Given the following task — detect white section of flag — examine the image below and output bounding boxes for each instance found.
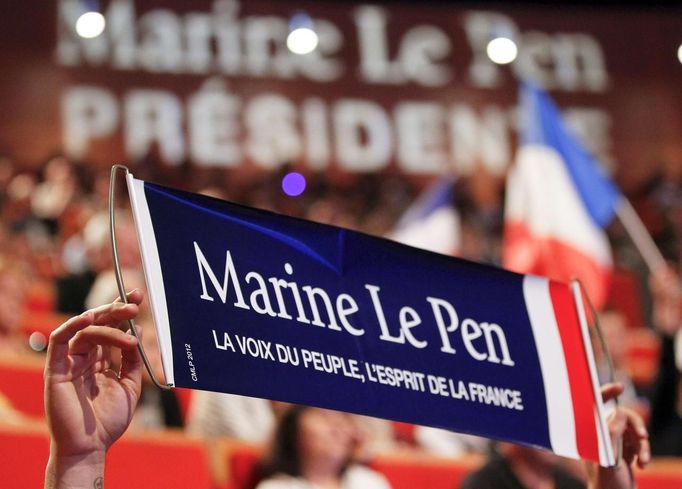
[506,145,612,267]
[127,175,175,386]
[523,275,578,460]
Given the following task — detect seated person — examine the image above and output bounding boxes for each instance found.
[255,405,391,489]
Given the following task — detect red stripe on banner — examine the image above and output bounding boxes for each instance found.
[548,281,600,463]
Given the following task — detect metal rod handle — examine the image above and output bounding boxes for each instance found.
[109,164,172,390]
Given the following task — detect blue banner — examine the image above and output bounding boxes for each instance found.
[126,174,614,466]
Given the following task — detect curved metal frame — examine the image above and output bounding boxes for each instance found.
[571,278,622,466]
[109,164,172,390]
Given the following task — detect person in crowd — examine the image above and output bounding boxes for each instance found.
[31,155,78,236]
[254,405,391,489]
[647,264,682,455]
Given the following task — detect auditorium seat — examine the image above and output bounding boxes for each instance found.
[221,440,262,489]
[636,459,682,489]
[392,421,416,445]
[0,422,50,488]
[108,431,214,489]
[607,268,645,329]
[371,452,483,489]
[0,425,215,489]
[2,422,682,489]
[0,355,46,418]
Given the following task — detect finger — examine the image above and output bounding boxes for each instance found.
[600,382,624,403]
[623,408,648,439]
[90,302,140,328]
[46,311,95,369]
[637,437,651,468]
[69,326,139,356]
[622,408,650,467]
[114,289,144,306]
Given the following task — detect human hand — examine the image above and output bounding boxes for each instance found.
[589,383,650,489]
[44,290,144,488]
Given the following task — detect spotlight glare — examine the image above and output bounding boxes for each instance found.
[75,11,106,39]
[677,44,682,64]
[282,172,306,197]
[486,37,518,65]
[287,27,319,55]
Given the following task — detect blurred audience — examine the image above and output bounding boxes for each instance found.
[0,150,680,489]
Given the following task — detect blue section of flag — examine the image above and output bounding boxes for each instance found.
[140,181,555,452]
[520,82,622,227]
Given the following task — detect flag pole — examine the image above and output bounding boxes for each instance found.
[614,198,667,273]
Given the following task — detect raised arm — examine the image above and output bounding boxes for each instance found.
[44,290,144,489]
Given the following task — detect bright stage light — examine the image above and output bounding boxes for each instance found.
[75,11,106,39]
[486,37,518,65]
[287,27,319,55]
[287,12,318,55]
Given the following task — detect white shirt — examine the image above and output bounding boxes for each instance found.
[255,465,392,489]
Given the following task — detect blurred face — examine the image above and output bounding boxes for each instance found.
[297,408,357,470]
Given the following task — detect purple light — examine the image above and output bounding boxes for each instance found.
[282,172,306,197]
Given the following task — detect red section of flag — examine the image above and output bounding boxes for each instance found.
[504,221,611,309]
[548,281,600,463]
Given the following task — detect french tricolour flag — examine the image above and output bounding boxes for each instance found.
[504,83,623,310]
[389,178,460,256]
